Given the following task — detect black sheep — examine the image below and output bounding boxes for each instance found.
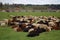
[27,27,46,37]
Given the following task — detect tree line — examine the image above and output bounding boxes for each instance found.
[0,2,60,12]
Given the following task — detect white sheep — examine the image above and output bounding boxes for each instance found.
[32,23,52,32]
[0,21,6,26]
[28,28,34,32]
[48,21,55,27]
[3,19,8,24]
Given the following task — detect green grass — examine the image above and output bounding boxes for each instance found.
[0,12,60,40]
[0,27,60,40]
[0,12,60,20]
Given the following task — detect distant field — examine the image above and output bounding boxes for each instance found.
[0,12,60,40]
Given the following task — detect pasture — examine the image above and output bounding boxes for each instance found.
[0,12,60,40]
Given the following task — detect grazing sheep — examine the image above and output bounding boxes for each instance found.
[38,24,52,32]
[32,23,52,32]
[0,22,6,26]
[13,25,22,32]
[1,15,60,37]
[13,26,22,32]
[27,28,40,37]
[23,23,34,32]
[3,19,8,24]
[0,21,6,26]
[28,28,34,33]
[48,21,55,27]
[53,22,60,30]
[27,27,47,37]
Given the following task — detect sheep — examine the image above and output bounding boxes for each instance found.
[1,15,60,37]
[38,24,52,32]
[13,26,22,32]
[3,19,8,24]
[27,28,40,37]
[32,23,52,32]
[0,21,6,26]
[13,24,22,32]
[27,26,48,37]
[23,23,35,32]
[28,28,34,33]
[8,19,13,26]
[48,21,55,27]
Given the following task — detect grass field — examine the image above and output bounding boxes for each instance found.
[0,12,60,20]
[0,12,60,40]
